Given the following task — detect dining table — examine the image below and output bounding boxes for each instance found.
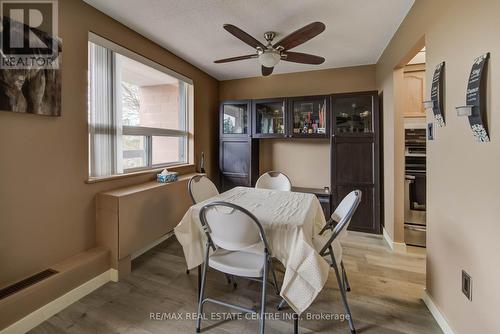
[174,186,334,315]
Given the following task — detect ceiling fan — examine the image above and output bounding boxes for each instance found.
[214,22,326,76]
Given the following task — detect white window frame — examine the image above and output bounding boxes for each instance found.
[88,33,193,177]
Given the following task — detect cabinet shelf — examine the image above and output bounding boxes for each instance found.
[252,98,287,138]
[251,95,330,139]
[220,100,251,138]
[289,95,330,138]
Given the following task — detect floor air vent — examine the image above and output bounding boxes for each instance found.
[0,269,58,300]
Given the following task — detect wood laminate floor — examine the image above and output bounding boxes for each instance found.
[30,232,442,334]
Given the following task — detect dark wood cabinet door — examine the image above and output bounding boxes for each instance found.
[220,100,258,191]
[331,91,380,234]
[220,139,250,191]
[220,173,251,190]
[219,138,259,192]
[220,100,251,139]
[332,138,378,233]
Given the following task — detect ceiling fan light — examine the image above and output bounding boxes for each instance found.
[258,50,280,67]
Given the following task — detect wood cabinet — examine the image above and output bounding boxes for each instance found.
[218,91,381,234]
[219,100,259,191]
[331,91,380,234]
[403,68,426,118]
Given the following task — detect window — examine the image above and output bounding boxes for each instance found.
[88,34,193,178]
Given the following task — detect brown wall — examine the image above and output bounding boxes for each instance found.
[0,0,219,287]
[376,0,500,332]
[219,66,376,188]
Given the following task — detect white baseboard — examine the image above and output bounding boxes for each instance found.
[382,227,407,252]
[0,269,114,334]
[382,227,394,250]
[109,268,119,282]
[422,290,455,334]
[393,241,407,252]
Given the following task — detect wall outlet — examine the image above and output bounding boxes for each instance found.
[462,270,472,301]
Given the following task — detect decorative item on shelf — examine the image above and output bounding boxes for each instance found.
[360,110,371,133]
[278,124,285,134]
[423,62,445,127]
[156,168,178,183]
[200,152,206,173]
[457,53,490,142]
[318,103,326,133]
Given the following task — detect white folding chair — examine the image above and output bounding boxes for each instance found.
[196,201,280,334]
[318,190,362,334]
[187,175,219,277]
[255,171,292,191]
[188,175,219,204]
[277,190,362,334]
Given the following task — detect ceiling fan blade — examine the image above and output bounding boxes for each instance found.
[273,22,326,51]
[262,66,274,76]
[223,24,266,50]
[281,51,325,65]
[214,54,258,63]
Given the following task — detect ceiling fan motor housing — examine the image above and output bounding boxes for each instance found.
[264,31,276,44]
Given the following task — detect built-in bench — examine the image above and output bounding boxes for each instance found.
[96,173,199,280]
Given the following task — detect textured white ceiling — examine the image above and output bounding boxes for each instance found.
[83,0,415,80]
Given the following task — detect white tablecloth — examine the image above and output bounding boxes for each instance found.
[174,187,332,314]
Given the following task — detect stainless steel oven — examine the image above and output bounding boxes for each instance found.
[404,127,426,247]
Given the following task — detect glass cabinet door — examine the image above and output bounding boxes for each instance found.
[333,95,373,134]
[290,96,329,137]
[253,99,286,137]
[222,102,248,135]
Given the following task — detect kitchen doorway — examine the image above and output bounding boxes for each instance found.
[401,47,427,248]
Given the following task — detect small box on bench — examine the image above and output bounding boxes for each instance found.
[157,170,179,183]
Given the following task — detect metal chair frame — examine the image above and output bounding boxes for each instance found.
[317,190,362,334]
[278,190,361,334]
[196,201,280,334]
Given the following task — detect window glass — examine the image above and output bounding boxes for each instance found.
[152,136,184,166]
[117,54,185,131]
[122,135,147,170]
[88,37,192,178]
